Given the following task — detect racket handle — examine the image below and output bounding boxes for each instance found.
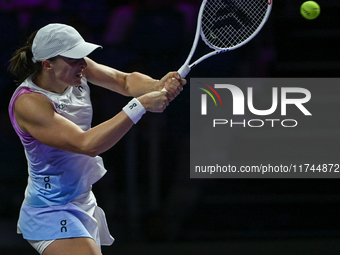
[161,64,190,92]
[177,64,190,78]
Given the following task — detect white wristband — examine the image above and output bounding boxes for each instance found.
[122,98,146,124]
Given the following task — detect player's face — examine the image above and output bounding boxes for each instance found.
[51,56,87,87]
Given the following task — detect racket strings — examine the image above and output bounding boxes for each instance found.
[201,0,269,50]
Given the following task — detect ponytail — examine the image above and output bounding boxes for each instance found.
[8,30,42,85]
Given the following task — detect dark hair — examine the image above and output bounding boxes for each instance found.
[8,30,58,85]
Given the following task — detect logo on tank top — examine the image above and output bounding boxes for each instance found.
[44,176,51,190]
[55,103,67,110]
[77,85,84,92]
[60,220,67,232]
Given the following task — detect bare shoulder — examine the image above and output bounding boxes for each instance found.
[15,92,54,114]
[14,92,55,132]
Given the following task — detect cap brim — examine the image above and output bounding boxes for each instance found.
[59,42,102,59]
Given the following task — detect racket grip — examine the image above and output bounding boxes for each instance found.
[161,64,190,92]
[177,64,190,78]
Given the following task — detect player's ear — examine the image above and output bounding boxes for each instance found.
[41,59,53,70]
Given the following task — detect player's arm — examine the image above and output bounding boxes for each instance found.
[83,57,186,100]
[14,92,168,157]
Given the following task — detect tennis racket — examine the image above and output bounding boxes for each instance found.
[162,0,272,91]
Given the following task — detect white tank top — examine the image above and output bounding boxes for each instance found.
[8,75,107,207]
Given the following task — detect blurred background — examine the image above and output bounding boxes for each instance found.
[1,0,340,254]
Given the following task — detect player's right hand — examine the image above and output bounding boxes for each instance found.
[137,91,169,113]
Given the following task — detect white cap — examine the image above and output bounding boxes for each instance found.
[32,23,102,63]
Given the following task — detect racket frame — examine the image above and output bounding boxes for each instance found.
[178,0,273,78]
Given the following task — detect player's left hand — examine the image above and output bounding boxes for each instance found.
[157,72,186,101]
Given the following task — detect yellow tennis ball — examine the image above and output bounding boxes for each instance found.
[300,1,320,20]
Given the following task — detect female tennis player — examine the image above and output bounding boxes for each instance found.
[8,23,186,255]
